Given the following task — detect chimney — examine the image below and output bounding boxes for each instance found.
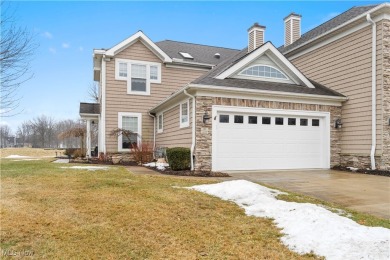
[284,12,302,46]
[247,23,266,53]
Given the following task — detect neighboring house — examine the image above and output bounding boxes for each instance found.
[81,3,389,171]
[279,3,389,170]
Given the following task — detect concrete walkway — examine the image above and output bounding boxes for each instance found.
[226,169,390,219]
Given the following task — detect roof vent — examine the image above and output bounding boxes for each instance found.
[179,52,193,59]
[214,53,221,59]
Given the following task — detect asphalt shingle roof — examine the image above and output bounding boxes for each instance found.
[155,40,240,65]
[79,102,100,114]
[279,4,378,54]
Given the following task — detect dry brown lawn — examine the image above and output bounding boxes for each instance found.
[0,148,63,158]
[0,147,64,158]
[0,159,321,259]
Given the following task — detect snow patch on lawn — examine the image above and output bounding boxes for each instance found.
[61,166,110,171]
[189,180,390,260]
[53,159,70,163]
[12,159,40,162]
[143,162,169,171]
[5,155,32,159]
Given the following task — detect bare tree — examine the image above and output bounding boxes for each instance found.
[0,125,12,147]
[30,115,55,148]
[0,2,36,116]
[88,82,99,103]
[16,120,32,147]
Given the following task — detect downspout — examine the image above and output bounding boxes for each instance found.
[367,14,377,170]
[148,112,156,158]
[183,88,195,171]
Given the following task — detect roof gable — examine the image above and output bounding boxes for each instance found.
[231,54,296,84]
[105,31,172,63]
[215,42,315,88]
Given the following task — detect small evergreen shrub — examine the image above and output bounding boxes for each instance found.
[166,147,191,171]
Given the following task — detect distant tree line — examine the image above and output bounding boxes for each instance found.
[0,115,98,148]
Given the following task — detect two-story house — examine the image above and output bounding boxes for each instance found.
[80,3,389,171]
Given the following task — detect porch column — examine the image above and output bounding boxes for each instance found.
[86,119,91,157]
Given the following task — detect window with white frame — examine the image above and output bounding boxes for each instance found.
[115,59,161,95]
[118,112,142,151]
[157,113,163,133]
[239,65,288,80]
[180,100,189,128]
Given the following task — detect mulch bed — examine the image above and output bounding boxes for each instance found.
[332,165,390,177]
[148,167,230,177]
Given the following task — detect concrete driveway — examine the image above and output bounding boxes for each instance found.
[226,169,390,219]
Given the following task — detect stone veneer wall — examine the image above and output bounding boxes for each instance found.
[381,20,390,170]
[194,96,342,172]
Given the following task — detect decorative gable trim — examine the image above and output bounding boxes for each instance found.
[215,42,315,89]
[105,31,172,63]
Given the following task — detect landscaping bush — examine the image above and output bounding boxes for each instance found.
[64,148,86,158]
[132,141,154,164]
[166,147,191,171]
[64,148,77,157]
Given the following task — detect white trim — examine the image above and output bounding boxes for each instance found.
[215,42,316,88]
[190,84,346,103]
[283,3,390,56]
[117,112,142,152]
[80,113,99,119]
[179,99,190,128]
[157,113,163,133]
[367,14,377,170]
[105,31,172,63]
[115,58,161,96]
[183,90,196,171]
[211,105,331,171]
[101,57,107,154]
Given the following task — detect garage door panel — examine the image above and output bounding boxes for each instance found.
[214,111,327,171]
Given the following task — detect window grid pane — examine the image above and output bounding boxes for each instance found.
[150,65,158,80]
[158,115,163,129]
[119,63,127,77]
[234,115,244,124]
[131,64,146,79]
[122,116,138,149]
[181,103,188,123]
[240,65,287,79]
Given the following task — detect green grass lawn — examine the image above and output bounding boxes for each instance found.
[1,159,323,259]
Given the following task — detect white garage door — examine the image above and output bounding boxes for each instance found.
[213,108,329,171]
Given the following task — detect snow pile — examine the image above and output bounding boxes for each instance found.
[5,155,32,159]
[143,162,169,171]
[189,180,390,260]
[53,159,70,163]
[61,166,110,171]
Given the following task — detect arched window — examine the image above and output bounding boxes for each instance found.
[239,65,288,80]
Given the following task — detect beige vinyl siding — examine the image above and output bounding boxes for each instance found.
[155,102,192,149]
[248,31,255,52]
[290,22,383,156]
[292,19,300,43]
[255,30,264,47]
[285,20,291,45]
[104,40,204,152]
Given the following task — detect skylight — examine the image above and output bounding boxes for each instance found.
[179,52,194,59]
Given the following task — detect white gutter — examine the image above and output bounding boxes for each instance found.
[183,89,195,171]
[148,112,156,158]
[367,14,377,170]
